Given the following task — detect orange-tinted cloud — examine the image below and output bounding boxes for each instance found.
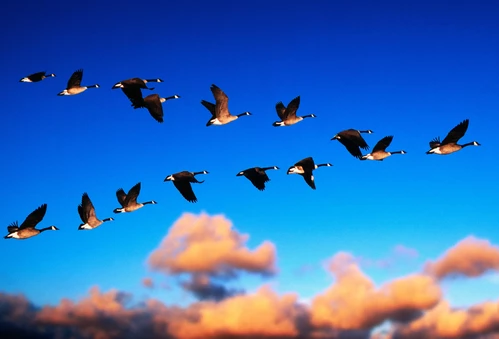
[424,236,499,280]
[147,213,276,277]
[394,299,499,338]
[310,252,441,330]
[143,277,154,289]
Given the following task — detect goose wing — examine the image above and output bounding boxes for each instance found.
[19,204,47,229]
[338,138,363,159]
[116,188,127,207]
[372,136,393,153]
[143,94,164,123]
[210,84,230,118]
[125,182,141,205]
[275,102,286,120]
[173,180,198,203]
[67,69,83,88]
[441,119,469,145]
[295,157,315,172]
[283,96,300,120]
[201,100,216,116]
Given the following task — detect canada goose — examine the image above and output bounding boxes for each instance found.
[164,170,209,203]
[331,129,374,159]
[4,204,59,240]
[287,157,332,190]
[426,119,480,155]
[57,69,100,96]
[272,96,316,126]
[112,77,164,104]
[131,93,180,123]
[113,182,157,213]
[361,136,406,161]
[20,71,56,83]
[78,193,114,230]
[202,84,251,126]
[237,166,279,191]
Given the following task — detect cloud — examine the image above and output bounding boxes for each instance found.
[393,299,499,338]
[310,252,441,331]
[424,236,499,280]
[143,278,154,289]
[357,244,419,270]
[180,273,244,301]
[147,213,277,277]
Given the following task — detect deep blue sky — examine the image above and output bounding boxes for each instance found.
[1,0,498,310]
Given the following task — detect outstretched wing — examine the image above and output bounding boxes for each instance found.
[275,102,286,120]
[429,137,441,149]
[210,84,230,118]
[125,182,141,205]
[441,119,469,145]
[19,204,47,229]
[294,157,315,172]
[116,188,127,207]
[372,136,393,153]
[124,86,144,106]
[81,193,96,218]
[303,173,316,190]
[248,170,269,191]
[201,100,216,116]
[143,94,164,123]
[283,96,300,120]
[338,138,363,159]
[173,180,198,203]
[67,69,83,88]
[342,130,370,150]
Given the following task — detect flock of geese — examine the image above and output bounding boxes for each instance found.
[5,70,481,240]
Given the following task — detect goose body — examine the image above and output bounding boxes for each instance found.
[202,84,251,126]
[131,93,180,123]
[164,170,208,203]
[113,182,157,213]
[331,129,373,159]
[237,166,279,191]
[20,71,56,83]
[57,69,99,96]
[78,193,114,230]
[4,204,59,240]
[426,119,480,155]
[361,136,406,161]
[287,157,332,190]
[272,96,316,126]
[112,77,164,104]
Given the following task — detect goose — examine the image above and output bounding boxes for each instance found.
[112,77,164,104]
[361,136,406,161]
[4,204,59,240]
[331,129,373,159]
[164,170,209,203]
[57,69,100,96]
[287,157,332,190]
[272,96,316,126]
[113,182,157,213]
[78,193,114,230]
[131,93,180,123]
[426,119,480,155]
[20,71,56,83]
[237,166,279,191]
[202,84,251,126]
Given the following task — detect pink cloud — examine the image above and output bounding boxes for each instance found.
[424,236,499,279]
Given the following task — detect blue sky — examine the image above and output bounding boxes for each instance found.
[1,0,499,336]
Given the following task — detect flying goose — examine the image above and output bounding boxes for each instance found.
[331,129,374,159]
[361,136,406,161]
[273,96,316,126]
[202,84,251,126]
[57,69,100,96]
[113,182,157,213]
[426,119,480,155]
[237,166,279,191]
[287,157,332,190]
[164,170,209,203]
[20,71,56,83]
[4,204,59,240]
[112,77,164,104]
[78,193,114,230]
[131,93,180,123]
